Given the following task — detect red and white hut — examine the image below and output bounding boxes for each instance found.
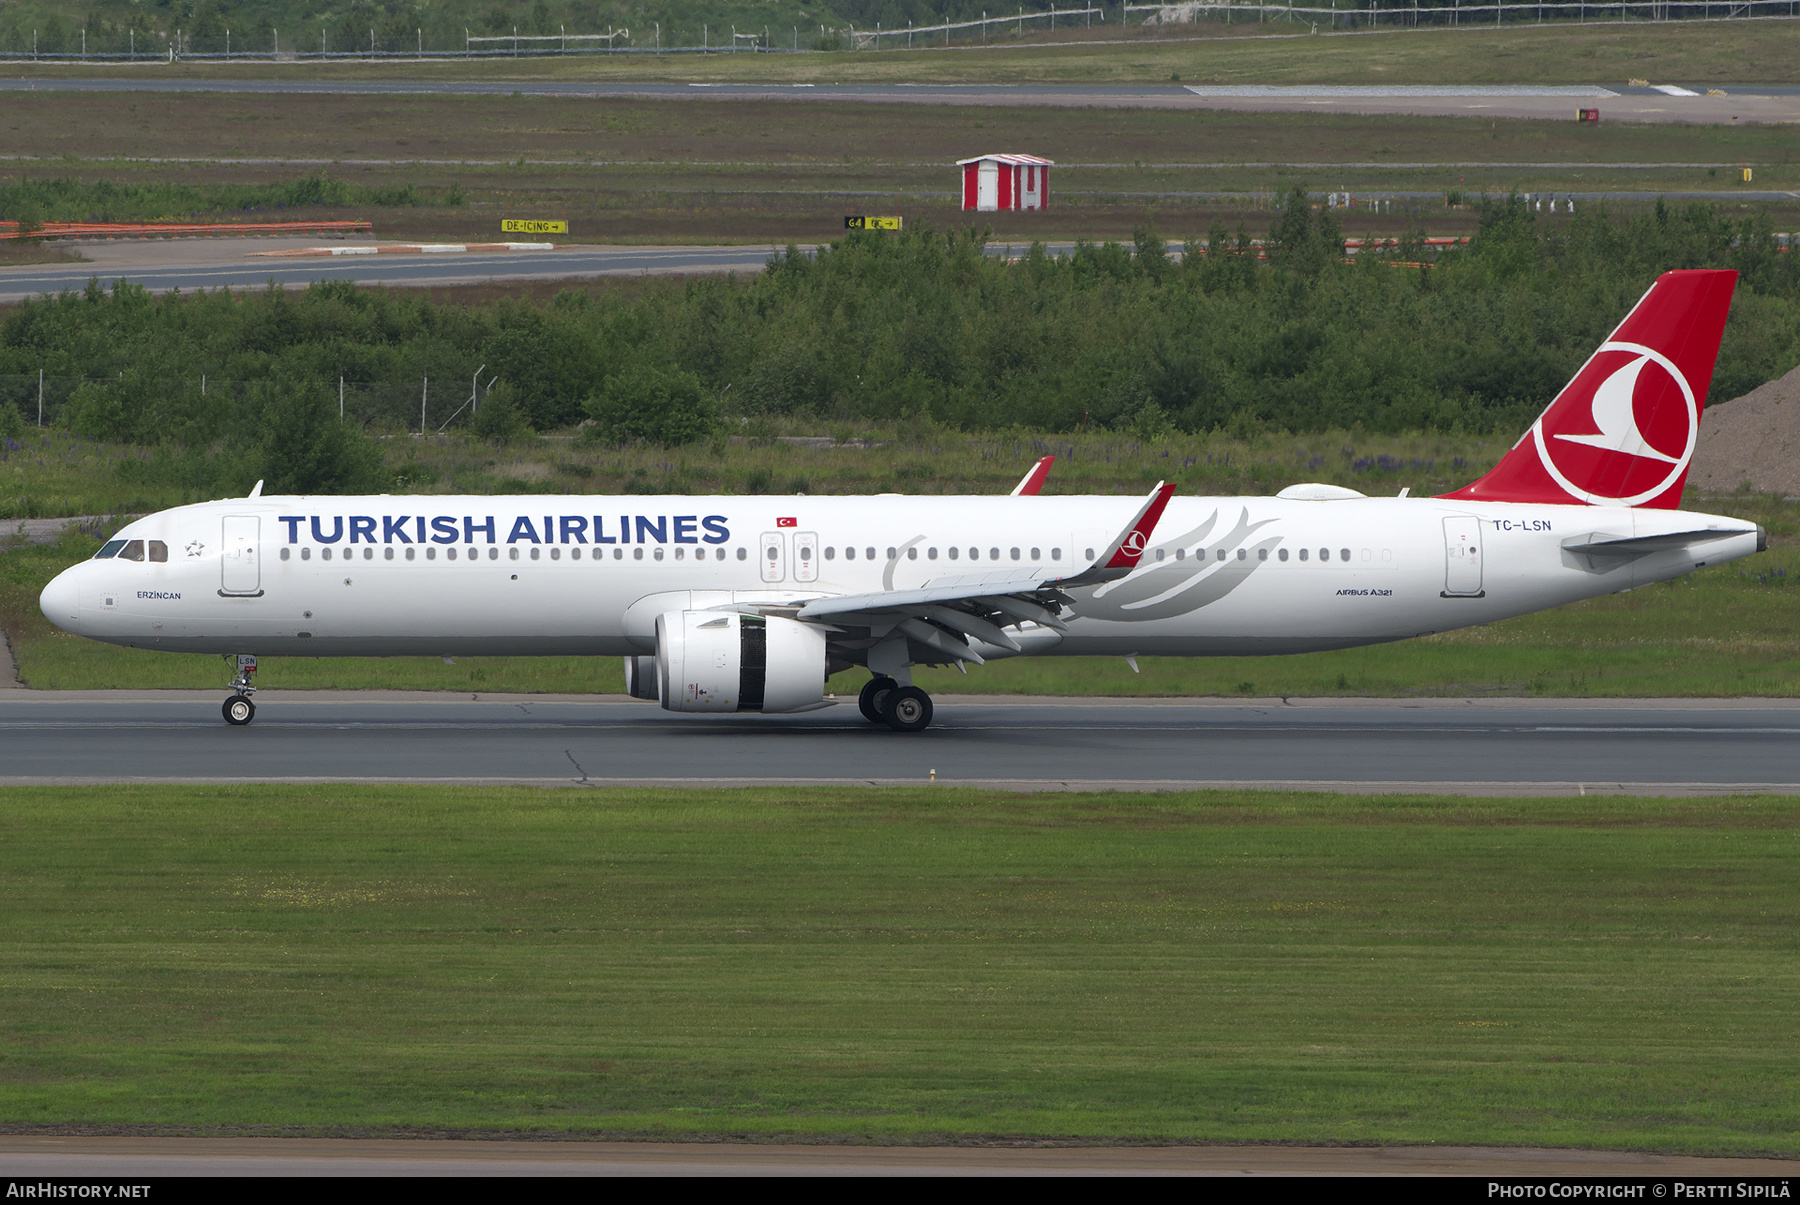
[958,153,1053,212]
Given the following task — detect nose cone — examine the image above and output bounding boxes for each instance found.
[39,566,82,634]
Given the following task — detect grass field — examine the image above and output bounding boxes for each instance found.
[16,21,1800,86]
[4,72,1796,246]
[1,783,1794,1149]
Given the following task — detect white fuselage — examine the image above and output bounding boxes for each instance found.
[40,493,1761,662]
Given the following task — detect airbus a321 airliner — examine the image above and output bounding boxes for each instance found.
[39,269,1764,732]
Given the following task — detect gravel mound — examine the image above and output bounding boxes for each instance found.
[1688,361,1800,499]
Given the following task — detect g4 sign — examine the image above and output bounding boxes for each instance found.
[844,216,903,231]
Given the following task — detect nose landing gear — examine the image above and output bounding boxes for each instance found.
[222,654,257,726]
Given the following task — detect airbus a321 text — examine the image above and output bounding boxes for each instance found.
[39,270,1765,732]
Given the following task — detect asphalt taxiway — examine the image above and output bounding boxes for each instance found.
[2,692,1796,794]
[3,77,1798,122]
[0,238,793,304]
[1,1135,1797,1177]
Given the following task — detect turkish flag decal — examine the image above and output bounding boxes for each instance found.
[776,517,798,528]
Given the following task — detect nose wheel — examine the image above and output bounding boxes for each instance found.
[221,654,258,726]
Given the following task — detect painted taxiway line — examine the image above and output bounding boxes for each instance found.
[248,242,558,257]
[1,776,1796,796]
[0,1136,1796,1177]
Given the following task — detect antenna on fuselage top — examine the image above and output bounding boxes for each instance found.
[248,480,264,498]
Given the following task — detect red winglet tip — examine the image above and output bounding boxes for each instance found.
[1013,456,1055,496]
[1104,481,1176,569]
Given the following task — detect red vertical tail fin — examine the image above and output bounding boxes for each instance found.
[1439,269,1737,509]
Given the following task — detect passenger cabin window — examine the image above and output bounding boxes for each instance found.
[1340,548,1351,562]
[281,547,291,561]
[1299,548,1309,561]
[1258,548,1268,561]
[735,547,746,561]
[826,547,837,560]
[1031,547,1040,560]
[119,540,146,562]
[928,548,938,560]
[948,547,959,560]
[868,547,877,561]
[1279,548,1289,562]
[95,540,126,559]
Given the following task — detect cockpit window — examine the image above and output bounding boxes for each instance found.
[118,540,146,562]
[148,540,168,563]
[95,540,126,559]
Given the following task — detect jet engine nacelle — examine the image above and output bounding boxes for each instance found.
[654,610,827,714]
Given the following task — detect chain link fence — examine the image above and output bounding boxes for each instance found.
[0,374,487,435]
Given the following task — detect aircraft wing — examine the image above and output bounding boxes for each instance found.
[788,482,1175,665]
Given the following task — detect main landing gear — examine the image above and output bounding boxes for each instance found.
[858,676,934,734]
[222,654,257,727]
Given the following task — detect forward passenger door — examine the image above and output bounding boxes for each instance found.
[220,516,262,596]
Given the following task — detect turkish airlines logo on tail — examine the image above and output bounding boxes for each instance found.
[1120,531,1147,556]
[1530,341,1698,506]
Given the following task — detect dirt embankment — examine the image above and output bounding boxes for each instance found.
[1689,362,1800,499]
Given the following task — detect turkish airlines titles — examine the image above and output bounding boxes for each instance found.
[275,513,734,547]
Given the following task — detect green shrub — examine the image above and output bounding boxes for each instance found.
[583,365,719,447]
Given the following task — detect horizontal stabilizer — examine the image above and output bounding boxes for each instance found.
[1561,528,1753,556]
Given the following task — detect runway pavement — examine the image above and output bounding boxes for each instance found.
[2,77,1797,121]
[3,692,1797,794]
[1,1135,1797,1177]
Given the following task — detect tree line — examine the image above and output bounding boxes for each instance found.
[2,192,1795,493]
